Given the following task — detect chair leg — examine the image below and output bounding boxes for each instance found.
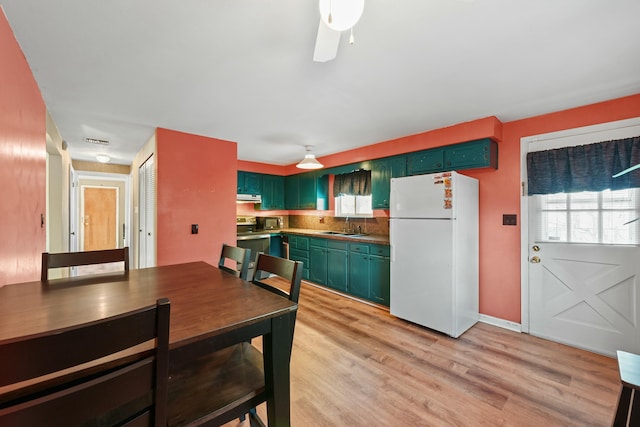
[614,386,631,426]
[248,407,266,427]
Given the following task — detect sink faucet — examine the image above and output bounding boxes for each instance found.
[343,217,349,233]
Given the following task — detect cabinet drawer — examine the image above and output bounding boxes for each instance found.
[370,244,390,257]
[310,237,327,247]
[328,240,348,250]
[289,248,308,261]
[292,236,309,250]
[349,243,369,254]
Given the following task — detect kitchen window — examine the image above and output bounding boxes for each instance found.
[335,194,373,218]
[533,188,640,244]
[333,169,372,218]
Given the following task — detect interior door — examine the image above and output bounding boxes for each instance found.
[82,186,118,251]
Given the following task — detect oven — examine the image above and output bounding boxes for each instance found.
[236,216,270,280]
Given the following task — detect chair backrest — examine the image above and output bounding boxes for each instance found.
[0,298,170,427]
[41,247,130,281]
[218,244,251,280]
[252,253,303,303]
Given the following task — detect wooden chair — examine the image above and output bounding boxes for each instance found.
[41,247,130,281]
[613,350,640,426]
[218,243,251,280]
[0,298,170,427]
[167,254,303,427]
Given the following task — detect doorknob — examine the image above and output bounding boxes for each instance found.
[530,256,541,263]
[532,245,540,252]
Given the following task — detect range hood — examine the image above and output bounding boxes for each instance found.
[236,194,262,203]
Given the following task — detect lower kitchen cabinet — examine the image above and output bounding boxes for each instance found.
[286,234,310,280]
[349,243,391,306]
[369,252,391,306]
[326,241,348,292]
[286,234,390,306]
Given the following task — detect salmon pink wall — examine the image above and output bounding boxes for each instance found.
[155,128,237,266]
[0,10,46,286]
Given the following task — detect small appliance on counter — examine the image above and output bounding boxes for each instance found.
[256,216,283,231]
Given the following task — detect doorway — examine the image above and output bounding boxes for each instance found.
[70,171,131,275]
[521,117,640,356]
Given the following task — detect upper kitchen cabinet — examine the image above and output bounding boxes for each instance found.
[237,171,262,195]
[444,138,498,170]
[285,172,328,210]
[371,155,407,209]
[408,138,498,175]
[259,174,285,210]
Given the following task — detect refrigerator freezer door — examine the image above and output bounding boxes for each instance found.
[390,173,454,219]
[390,218,453,335]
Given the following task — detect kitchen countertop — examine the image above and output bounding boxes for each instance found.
[278,228,390,245]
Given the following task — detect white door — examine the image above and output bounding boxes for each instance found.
[522,118,640,356]
[138,155,156,268]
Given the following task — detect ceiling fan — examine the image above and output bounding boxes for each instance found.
[311,0,476,62]
[312,0,365,63]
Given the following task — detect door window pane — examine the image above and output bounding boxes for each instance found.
[534,188,640,245]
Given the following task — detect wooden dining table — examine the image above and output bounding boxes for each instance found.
[0,261,297,426]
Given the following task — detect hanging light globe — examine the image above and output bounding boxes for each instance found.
[318,0,365,32]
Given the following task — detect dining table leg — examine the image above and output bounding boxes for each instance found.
[263,311,294,427]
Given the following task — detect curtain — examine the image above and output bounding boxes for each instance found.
[333,169,371,196]
[527,136,640,195]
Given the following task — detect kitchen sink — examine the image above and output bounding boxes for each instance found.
[316,231,367,237]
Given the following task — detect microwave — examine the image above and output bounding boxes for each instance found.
[256,216,283,230]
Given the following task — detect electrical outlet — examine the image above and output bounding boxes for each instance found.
[503,214,517,226]
[191,224,199,234]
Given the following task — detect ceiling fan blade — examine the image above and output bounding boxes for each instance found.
[313,19,341,62]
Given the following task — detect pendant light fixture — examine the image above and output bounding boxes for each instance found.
[296,146,324,170]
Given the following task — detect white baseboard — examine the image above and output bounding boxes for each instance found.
[478,314,522,333]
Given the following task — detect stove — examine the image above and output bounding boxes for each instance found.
[236,216,270,279]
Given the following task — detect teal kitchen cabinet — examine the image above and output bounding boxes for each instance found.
[237,171,262,195]
[371,155,407,209]
[348,243,370,300]
[309,238,328,285]
[443,138,497,170]
[284,175,299,209]
[260,174,285,210]
[407,138,498,176]
[284,173,328,210]
[326,240,348,292]
[309,238,348,292]
[407,148,445,175]
[368,244,391,306]
[286,234,309,280]
[348,243,391,306]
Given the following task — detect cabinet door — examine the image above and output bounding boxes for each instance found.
[408,149,444,175]
[327,249,348,292]
[443,138,498,170]
[237,171,262,194]
[309,246,327,285]
[371,156,407,209]
[369,255,390,306]
[349,251,370,299]
[260,174,284,210]
[298,173,317,209]
[284,175,299,209]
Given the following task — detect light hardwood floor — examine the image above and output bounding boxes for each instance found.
[227,282,621,426]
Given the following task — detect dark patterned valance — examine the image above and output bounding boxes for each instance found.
[333,169,371,196]
[527,136,640,195]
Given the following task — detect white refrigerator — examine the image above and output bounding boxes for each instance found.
[389,171,479,338]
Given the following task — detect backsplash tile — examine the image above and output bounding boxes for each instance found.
[289,215,389,236]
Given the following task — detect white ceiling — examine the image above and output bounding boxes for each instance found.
[2,0,640,166]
